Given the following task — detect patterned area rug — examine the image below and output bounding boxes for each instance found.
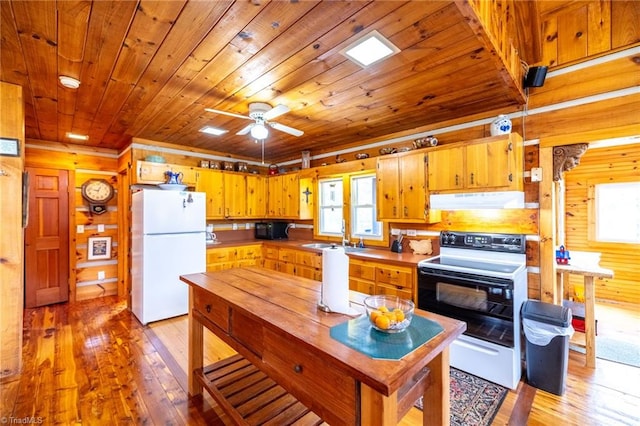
[415,368,508,426]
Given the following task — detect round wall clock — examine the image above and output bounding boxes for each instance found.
[81,178,114,215]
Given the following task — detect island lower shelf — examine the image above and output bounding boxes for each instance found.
[194,352,431,425]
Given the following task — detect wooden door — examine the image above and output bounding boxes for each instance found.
[196,169,224,219]
[376,156,399,219]
[399,153,426,220]
[246,174,267,218]
[24,168,70,308]
[223,173,247,218]
[428,148,465,191]
[267,175,283,217]
[466,139,511,188]
[281,173,300,218]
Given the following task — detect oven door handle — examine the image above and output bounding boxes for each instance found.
[418,268,513,288]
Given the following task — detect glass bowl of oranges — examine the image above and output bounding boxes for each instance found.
[363,295,414,333]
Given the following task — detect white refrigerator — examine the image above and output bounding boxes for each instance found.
[131,189,206,325]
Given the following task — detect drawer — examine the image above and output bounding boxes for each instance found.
[375,283,412,301]
[349,277,375,295]
[262,329,356,425]
[263,245,279,260]
[193,287,229,332]
[376,264,413,289]
[278,248,296,262]
[349,259,376,281]
[207,248,236,263]
[236,245,262,261]
[296,251,322,269]
[229,308,263,358]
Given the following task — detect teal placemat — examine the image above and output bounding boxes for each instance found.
[329,314,444,360]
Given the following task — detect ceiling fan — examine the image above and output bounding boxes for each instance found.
[205,102,304,140]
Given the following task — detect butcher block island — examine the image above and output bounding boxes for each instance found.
[180,267,465,426]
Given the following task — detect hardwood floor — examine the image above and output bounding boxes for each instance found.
[1,296,638,425]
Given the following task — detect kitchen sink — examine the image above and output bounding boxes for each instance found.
[343,246,367,253]
[301,243,334,249]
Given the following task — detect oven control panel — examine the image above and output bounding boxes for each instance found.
[440,231,525,253]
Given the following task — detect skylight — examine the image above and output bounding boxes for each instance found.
[340,30,400,68]
[199,126,228,136]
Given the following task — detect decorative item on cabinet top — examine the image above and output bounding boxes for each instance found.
[490,115,512,136]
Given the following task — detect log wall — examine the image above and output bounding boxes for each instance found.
[25,141,119,302]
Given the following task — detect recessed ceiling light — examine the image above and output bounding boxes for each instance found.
[199,126,228,136]
[66,132,89,141]
[59,75,80,89]
[340,30,400,68]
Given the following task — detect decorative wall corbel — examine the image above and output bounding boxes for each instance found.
[553,143,588,181]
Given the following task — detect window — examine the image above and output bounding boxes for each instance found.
[317,174,384,243]
[318,178,343,236]
[593,181,640,243]
[350,174,382,239]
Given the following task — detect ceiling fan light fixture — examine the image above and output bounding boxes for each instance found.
[340,30,400,68]
[199,126,227,136]
[250,123,269,140]
[59,75,80,89]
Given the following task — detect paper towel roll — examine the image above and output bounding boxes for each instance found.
[321,246,351,314]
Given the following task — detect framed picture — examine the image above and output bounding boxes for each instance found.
[88,236,112,260]
[0,137,20,157]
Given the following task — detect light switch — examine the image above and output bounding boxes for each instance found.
[97,224,105,232]
[97,271,105,280]
[77,225,84,234]
[531,167,543,182]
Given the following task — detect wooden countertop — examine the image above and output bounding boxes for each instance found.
[207,238,437,266]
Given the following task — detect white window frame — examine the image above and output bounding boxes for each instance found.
[590,180,640,244]
[317,177,344,237]
[350,173,383,241]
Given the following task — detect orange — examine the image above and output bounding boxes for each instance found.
[393,308,405,322]
[369,310,381,322]
[374,314,391,330]
[378,306,389,313]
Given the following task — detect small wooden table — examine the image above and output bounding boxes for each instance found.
[556,263,614,368]
[181,267,465,425]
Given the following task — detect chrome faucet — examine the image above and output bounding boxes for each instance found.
[341,220,349,246]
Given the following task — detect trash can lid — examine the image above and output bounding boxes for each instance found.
[522,300,572,327]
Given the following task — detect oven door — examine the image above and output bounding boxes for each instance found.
[417,266,515,347]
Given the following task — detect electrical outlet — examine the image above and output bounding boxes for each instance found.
[245,223,250,230]
[531,167,543,182]
[98,271,105,280]
[407,229,417,237]
[391,228,400,235]
[289,223,296,228]
[77,225,84,234]
[232,223,238,230]
[97,224,105,232]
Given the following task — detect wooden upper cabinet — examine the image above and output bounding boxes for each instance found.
[428,134,523,193]
[135,160,196,185]
[195,169,224,219]
[267,173,300,219]
[377,151,438,223]
[246,174,267,218]
[224,173,247,218]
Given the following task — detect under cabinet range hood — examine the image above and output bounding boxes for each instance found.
[430,191,525,210]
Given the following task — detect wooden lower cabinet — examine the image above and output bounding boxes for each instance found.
[206,244,262,271]
[263,245,322,281]
[349,259,414,301]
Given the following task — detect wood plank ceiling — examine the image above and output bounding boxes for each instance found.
[1,0,529,163]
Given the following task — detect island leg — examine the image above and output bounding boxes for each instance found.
[584,275,596,368]
[188,287,204,396]
[423,348,450,426]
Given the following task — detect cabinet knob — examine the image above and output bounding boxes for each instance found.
[470,173,475,185]
[293,364,303,373]
[205,304,212,313]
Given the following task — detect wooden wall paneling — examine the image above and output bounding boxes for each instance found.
[538,146,558,303]
[611,1,640,48]
[0,82,25,380]
[562,143,640,304]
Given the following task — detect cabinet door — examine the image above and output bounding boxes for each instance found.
[196,169,224,219]
[267,175,283,217]
[399,153,426,220]
[427,148,465,191]
[376,156,400,219]
[466,139,512,189]
[224,173,247,218]
[136,160,170,184]
[281,173,300,218]
[173,165,197,186]
[246,174,267,218]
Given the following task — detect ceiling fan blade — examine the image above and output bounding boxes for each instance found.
[263,104,290,120]
[269,122,304,137]
[236,123,254,135]
[204,108,252,120]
